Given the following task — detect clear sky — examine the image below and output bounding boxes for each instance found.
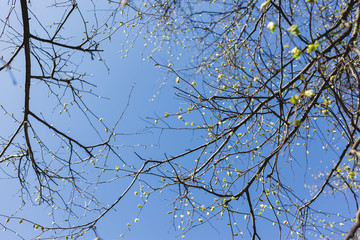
[0,1,358,240]
[0,2,228,240]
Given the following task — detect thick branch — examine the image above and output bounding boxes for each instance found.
[345,208,360,240]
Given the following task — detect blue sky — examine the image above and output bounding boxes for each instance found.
[0,2,222,239]
[0,1,359,240]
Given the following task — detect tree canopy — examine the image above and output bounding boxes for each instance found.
[1,0,360,239]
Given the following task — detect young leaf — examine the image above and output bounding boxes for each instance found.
[288,25,300,36]
[267,22,276,32]
[294,119,301,127]
[260,0,271,11]
[290,95,299,104]
[291,47,302,59]
[307,41,320,53]
[304,89,315,97]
